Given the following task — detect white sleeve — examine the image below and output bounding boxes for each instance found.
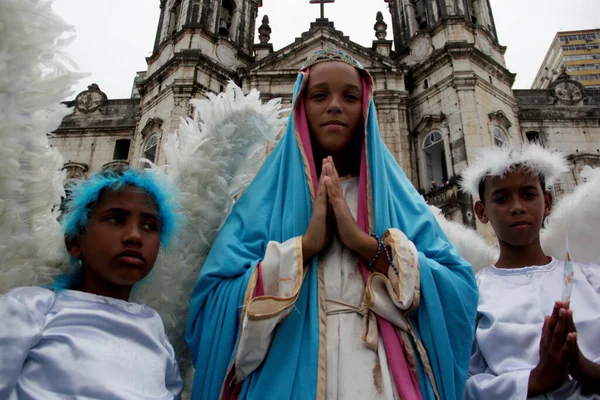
[0,287,53,398]
[578,262,600,295]
[363,228,419,332]
[233,236,306,383]
[463,322,531,400]
[162,333,183,399]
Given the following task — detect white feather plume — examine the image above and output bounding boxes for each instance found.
[541,167,600,264]
[130,82,285,383]
[460,143,569,199]
[429,206,498,272]
[0,0,80,294]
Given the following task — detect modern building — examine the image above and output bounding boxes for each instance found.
[532,29,600,89]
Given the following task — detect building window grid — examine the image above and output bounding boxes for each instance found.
[562,44,599,52]
[559,33,597,42]
[572,74,600,81]
[566,64,600,72]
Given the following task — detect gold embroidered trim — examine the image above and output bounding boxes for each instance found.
[407,318,441,400]
[316,257,327,400]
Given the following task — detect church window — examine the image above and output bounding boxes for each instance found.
[526,131,540,143]
[113,139,131,160]
[190,1,201,25]
[169,1,182,35]
[467,0,479,24]
[424,79,429,89]
[143,135,158,167]
[493,127,508,147]
[218,0,235,37]
[414,0,429,30]
[422,131,448,190]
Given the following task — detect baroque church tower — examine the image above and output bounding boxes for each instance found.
[385,0,518,225]
[131,0,263,166]
[50,0,600,243]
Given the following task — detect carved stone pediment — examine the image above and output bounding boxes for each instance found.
[74,84,107,113]
[140,117,163,137]
[550,72,584,105]
[62,162,89,180]
[413,113,447,136]
[488,110,512,129]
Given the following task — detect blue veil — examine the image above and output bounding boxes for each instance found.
[186,63,478,400]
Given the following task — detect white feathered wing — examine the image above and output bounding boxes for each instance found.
[0,0,80,294]
[130,82,285,384]
[541,167,600,264]
[428,206,498,272]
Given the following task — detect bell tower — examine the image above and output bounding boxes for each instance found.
[132,0,262,167]
[384,0,498,53]
[383,0,518,228]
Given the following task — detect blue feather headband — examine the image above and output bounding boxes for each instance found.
[50,168,182,291]
[62,168,182,248]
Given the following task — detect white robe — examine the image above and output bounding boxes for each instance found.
[0,287,183,400]
[464,258,600,400]
[233,177,423,399]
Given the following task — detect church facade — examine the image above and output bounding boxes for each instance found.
[50,0,600,241]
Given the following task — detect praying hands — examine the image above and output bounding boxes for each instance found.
[302,157,392,274]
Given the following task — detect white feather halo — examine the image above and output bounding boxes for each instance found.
[130,82,285,385]
[460,143,569,199]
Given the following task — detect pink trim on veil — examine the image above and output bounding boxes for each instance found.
[296,70,423,399]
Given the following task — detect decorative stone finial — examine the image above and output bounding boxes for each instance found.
[258,15,271,44]
[374,11,387,40]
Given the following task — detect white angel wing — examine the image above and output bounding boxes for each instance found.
[130,82,285,380]
[429,205,498,272]
[0,0,79,294]
[541,167,600,265]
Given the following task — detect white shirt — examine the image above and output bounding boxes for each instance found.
[0,287,183,400]
[464,259,600,400]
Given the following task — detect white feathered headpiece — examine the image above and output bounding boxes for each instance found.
[460,143,569,199]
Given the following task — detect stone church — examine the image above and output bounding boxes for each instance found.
[50,0,600,240]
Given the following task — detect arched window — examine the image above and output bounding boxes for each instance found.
[168,1,182,35]
[422,131,448,190]
[218,0,235,36]
[493,127,508,147]
[143,135,158,167]
[414,0,429,30]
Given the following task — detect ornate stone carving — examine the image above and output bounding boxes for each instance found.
[258,15,272,43]
[75,84,107,113]
[140,117,163,137]
[374,11,387,40]
[62,162,89,179]
[551,71,584,105]
[216,43,237,67]
[411,34,431,62]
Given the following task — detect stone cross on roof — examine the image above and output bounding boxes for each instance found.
[309,0,335,19]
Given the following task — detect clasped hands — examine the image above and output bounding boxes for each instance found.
[528,300,600,396]
[301,157,390,275]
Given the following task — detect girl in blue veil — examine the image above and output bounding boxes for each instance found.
[186,48,478,400]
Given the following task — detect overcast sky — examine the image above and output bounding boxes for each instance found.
[52,0,599,99]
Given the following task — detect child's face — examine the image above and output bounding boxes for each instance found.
[304,61,363,154]
[67,186,161,288]
[474,169,552,247]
